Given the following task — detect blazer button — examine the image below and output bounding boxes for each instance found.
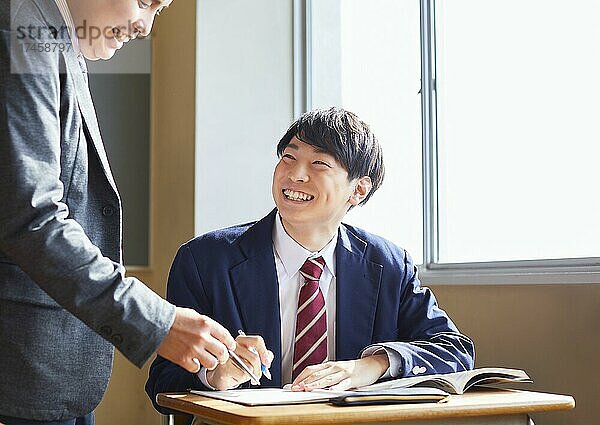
[112,334,123,345]
[102,205,115,217]
[100,325,112,336]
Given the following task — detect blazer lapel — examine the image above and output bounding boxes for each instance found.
[335,225,383,360]
[229,210,282,385]
[62,51,119,196]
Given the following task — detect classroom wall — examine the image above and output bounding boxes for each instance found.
[94,1,599,424]
[432,284,600,425]
[194,0,294,235]
[99,1,294,423]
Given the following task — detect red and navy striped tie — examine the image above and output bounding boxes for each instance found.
[292,256,327,381]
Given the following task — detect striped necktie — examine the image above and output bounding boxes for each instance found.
[292,256,327,381]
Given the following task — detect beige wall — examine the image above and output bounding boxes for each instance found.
[432,284,600,425]
[96,0,197,423]
[95,1,599,424]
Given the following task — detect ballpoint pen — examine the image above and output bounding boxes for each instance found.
[238,330,272,380]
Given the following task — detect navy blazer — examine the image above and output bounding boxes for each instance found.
[146,209,474,414]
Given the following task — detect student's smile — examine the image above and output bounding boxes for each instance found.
[281,189,315,203]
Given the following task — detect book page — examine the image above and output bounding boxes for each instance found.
[356,374,454,392]
[461,368,532,391]
[190,388,351,406]
[357,367,531,395]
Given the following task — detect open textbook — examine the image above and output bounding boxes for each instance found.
[358,367,532,395]
[190,387,449,406]
[189,368,529,406]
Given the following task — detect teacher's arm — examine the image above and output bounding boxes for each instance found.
[0,12,232,372]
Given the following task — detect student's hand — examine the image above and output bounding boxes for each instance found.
[290,354,390,391]
[206,335,274,390]
[157,307,236,373]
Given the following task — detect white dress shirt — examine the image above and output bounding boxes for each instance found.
[53,0,80,55]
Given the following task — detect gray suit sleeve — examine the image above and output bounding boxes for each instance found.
[0,3,175,367]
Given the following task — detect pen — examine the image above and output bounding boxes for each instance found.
[227,348,261,385]
[238,330,272,380]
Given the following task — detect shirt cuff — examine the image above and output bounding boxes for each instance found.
[361,346,402,378]
[197,367,218,390]
[197,367,242,390]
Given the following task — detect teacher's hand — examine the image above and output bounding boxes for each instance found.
[291,354,389,391]
[157,307,236,373]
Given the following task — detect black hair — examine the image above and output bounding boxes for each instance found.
[277,107,385,206]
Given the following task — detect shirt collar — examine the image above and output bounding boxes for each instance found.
[53,0,80,55]
[273,212,337,278]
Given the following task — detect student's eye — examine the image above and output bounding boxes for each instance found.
[282,153,296,161]
[138,0,152,10]
[313,160,331,168]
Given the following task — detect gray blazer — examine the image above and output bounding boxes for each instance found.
[0,0,175,420]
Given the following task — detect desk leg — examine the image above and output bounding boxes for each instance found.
[161,415,174,425]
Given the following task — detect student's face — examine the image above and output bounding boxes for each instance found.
[70,0,171,60]
[272,137,360,234]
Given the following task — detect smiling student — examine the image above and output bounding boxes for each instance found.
[0,1,236,424]
[146,108,475,420]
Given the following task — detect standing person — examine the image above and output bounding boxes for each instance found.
[146,108,474,422]
[0,0,235,424]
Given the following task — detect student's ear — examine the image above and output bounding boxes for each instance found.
[349,176,373,206]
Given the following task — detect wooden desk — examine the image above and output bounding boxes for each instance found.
[157,388,574,425]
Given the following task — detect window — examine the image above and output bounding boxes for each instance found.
[435,0,600,264]
[304,0,600,282]
[307,0,423,264]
